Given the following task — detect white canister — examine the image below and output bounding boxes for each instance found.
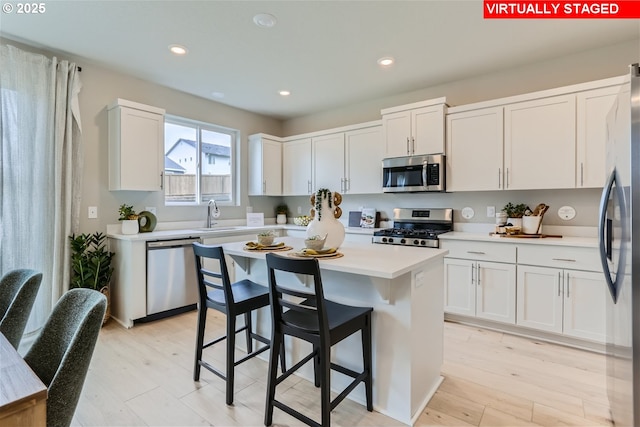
[522,216,542,234]
[121,219,139,235]
[495,212,508,225]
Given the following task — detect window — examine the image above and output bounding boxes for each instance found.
[164,116,237,204]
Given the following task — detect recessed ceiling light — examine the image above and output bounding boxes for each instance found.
[279,90,290,96]
[169,44,188,55]
[211,92,225,99]
[253,13,277,28]
[377,57,394,67]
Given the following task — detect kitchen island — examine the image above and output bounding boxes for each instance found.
[222,237,448,426]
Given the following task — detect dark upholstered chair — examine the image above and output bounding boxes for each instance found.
[24,288,107,427]
[0,269,43,349]
[264,253,373,427]
[192,242,285,405]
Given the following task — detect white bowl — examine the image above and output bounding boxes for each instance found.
[257,235,275,245]
[304,238,325,250]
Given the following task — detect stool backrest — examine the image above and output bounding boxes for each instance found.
[265,254,330,345]
[192,242,235,306]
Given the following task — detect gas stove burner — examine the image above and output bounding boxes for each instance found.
[372,208,453,248]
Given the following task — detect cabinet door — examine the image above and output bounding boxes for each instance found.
[248,136,281,196]
[563,270,606,342]
[576,85,622,188]
[412,104,445,155]
[382,111,411,158]
[504,95,576,190]
[444,258,475,316]
[476,261,516,324]
[446,107,504,192]
[313,133,345,192]
[283,138,312,195]
[516,265,563,333]
[345,126,383,194]
[109,106,164,191]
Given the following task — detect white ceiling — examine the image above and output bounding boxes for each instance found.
[1,1,638,120]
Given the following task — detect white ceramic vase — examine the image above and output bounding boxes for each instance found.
[276,213,287,224]
[507,217,523,228]
[306,192,345,248]
[121,219,139,235]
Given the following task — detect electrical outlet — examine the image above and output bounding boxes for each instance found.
[487,206,496,218]
[88,206,98,219]
[145,206,157,215]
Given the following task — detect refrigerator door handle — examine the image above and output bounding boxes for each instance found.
[598,169,617,302]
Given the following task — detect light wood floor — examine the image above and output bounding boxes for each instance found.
[72,311,613,427]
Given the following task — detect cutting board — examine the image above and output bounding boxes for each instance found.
[492,233,562,238]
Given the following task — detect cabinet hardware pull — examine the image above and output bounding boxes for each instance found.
[406,137,410,155]
[566,273,570,298]
[580,163,584,187]
[263,180,266,193]
[467,251,485,255]
[552,258,576,262]
[345,178,350,192]
[308,180,312,193]
[471,264,475,284]
[558,272,562,296]
[411,137,415,154]
[506,168,510,188]
[160,172,164,190]
[477,264,481,285]
[498,168,501,189]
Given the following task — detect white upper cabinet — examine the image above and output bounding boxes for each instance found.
[248,134,281,196]
[381,98,447,157]
[282,138,312,195]
[345,126,384,194]
[504,94,576,190]
[312,133,345,192]
[108,99,165,191]
[576,85,623,188]
[446,107,504,192]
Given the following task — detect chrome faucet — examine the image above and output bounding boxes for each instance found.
[207,199,219,228]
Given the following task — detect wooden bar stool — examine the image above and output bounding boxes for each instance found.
[192,243,284,405]
[264,253,373,427]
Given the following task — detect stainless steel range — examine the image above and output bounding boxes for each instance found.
[372,208,453,248]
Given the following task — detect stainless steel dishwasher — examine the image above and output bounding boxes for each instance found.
[146,237,199,320]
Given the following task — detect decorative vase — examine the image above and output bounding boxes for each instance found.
[507,217,523,229]
[306,189,345,248]
[276,213,287,224]
[121,219,139,235]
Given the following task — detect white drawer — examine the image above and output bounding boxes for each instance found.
[441,240,516,263]
[517,245,602,272]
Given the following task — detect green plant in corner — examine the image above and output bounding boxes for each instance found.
[69,232,114,291]
[275,204,289,215]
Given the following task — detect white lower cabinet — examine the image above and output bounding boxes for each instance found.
[517,265,606,342]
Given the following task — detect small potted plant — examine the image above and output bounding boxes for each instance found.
[502,202,528,228]
[118,204,139,234]
[276,204,288,225]
[69,232,114,324]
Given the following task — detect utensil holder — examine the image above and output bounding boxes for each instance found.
[522,216,542,234]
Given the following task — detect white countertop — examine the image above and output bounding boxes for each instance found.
[439,231,598,248]
[222,236,448,280]
[106,223,379,241]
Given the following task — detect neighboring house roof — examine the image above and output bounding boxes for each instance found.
[164,156,185,174]
[166,138,230,158]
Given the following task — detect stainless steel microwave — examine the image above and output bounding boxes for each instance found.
[382,154,446,193]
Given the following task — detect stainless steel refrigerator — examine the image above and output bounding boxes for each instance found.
[599,63,639,427]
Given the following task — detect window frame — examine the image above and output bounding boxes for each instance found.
[163,114,239,206]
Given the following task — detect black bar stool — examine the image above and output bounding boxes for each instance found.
[192,242,284,405]
[264,253,373,427]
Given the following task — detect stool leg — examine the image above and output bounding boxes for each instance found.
[312,343,321,387]
[226,314,236,405]
[264,332,282,426]
[245,311,253,353]
[320,343,331,426]
[363,315,373,412]
[279,339,286,373]
[193,305,207,381]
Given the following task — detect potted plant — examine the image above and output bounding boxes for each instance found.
[276,204,288,224]
[502,202,528,228]
[69,232,114,324]
[118,203,139,234]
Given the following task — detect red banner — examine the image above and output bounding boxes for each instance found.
[484,1,640,18]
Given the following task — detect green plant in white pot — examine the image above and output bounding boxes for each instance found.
[118,204,139,234]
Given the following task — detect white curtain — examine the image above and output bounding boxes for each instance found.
[0,44,83,337]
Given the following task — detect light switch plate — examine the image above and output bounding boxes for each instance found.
[486,206,495,218]
[88,206,98,219]
[144,206,157,215]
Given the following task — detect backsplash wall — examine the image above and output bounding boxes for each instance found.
[282,188,602,228]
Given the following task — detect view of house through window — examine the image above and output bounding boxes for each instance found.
[164,116,236,204]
